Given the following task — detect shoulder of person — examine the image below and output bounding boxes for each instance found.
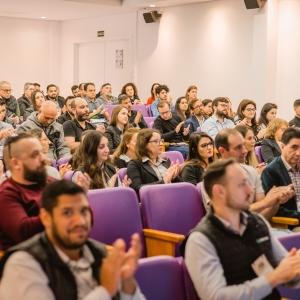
[104,162,116,173]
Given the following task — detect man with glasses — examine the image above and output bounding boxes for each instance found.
[17,82,35,117]
[184,99,206,134]
[57,96,75,125]
[202,97,235,139]
[151,84,175,117]
[154,100,190,159]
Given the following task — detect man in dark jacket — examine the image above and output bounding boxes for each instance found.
[0,180,144,300]
[289,99,300,127]
[45,84,65,110]
[17,82,35,116]
[57,95,75,125]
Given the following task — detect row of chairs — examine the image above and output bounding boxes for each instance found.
[105,104,153,117]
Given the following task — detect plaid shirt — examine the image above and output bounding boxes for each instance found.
[281,156,300,211]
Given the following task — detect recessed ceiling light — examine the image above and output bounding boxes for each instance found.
[150,5,155,7]
[41,16,46,19]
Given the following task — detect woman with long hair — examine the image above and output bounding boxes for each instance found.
[226,97,235,120]
[113,128,139,168]
[180,132,217,185]
[147,83,160,105]
[24,91,45,120]
[105,105,129,154]
[121,82,143,105]
[185,85,197,103]
[174,97,191,121]
[258,103,278,130]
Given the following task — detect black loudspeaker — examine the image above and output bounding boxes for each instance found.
[244,0,267,9]
[143,11,162,23]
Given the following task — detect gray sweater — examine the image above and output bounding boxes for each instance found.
[17,113,70,161]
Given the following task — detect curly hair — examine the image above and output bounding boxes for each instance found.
[264,118,288,140]
[121,82,138,97]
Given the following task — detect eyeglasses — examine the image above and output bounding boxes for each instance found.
[244,108,256,112]
[219,104,229,109]
[193,105,203,110]
[1,89,13,93]
[148,139,164,145]
[159,111,171,116]
[200,141,214,149]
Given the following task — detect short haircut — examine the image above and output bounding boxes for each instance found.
[34,83,40,87]
[118,94,129,104]
[0,81,10,89]
[26,128,43,139]
[42,180,85,214]
[47,84,56,91]
[0,99,6,106]
[79,83,86,90]
[71,85,79,92]
[24,82,34,90]
[281,127,300,145]
[155,85,169,96]
[212,97,229,109]
[84,82,95,91]
[203,158,236,198]
[65,95,75,105]
[101,83,111,89]
[294,99,300,108]
[215,128,240,151]
[157,100,170,110]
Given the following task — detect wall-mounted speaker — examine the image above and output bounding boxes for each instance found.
[244,0,267,9]
[143,11,162,23]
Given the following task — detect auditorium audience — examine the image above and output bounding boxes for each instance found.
[24,90,45,121]
[105,105,129,154]
[174,97,191,121]
[127,128,182,195]
[57,95,75,125]
[85,82,109,122]
[118,94,148,129]
[185,85,197,103]
[17,82,35,116]
[154,100,189,159]
[78,82,86,98]
[45,84,64,110]
[258,102,278,130]
[201,97,235,139]
[98,83,119,105]
[289,99,300,127]
[234,99,266,143]
[71,84,79,97]
[113,128,139,169]
[261,118,288,163]
[180,132,217,185]
[182,158,300,300]
[72,131,131,189]
[0,180,144,300]
[151,84,175,117]
[18,101,71,161]
[202,99,213,119]
[146,83,159,105]
[121,82,143,104]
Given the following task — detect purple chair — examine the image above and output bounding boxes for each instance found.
[105,105,117,118]
[149,121,154,129]
[144,117,156,127]
[57,155,72,167]
[147,105,153,117]
[255,146,264,163]
[49,158,57,169]
[162,151,185,164]
[64,171,74,180]
[118,167,127,181]
[87,188,146,257]
[135,256,187,300]
[132,104,149,117]
[140,183,206,256]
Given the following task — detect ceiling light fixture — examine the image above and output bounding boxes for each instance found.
[41,16,46,19]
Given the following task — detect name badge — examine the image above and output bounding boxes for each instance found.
[251,254,274,276]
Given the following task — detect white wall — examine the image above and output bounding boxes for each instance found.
[0,17,61,98]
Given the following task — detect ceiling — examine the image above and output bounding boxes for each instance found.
[0,0,215,21]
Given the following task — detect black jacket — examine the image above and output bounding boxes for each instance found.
[17,94,31,116]
[180,164,205,185]
[105,126,124,154]
[127,158,183,195]
[289,116,300,127]
[128,110,148,129]
[261,138,281,163]
[57,111,72,125]
[114,157,128,169]
[45,96,65,109]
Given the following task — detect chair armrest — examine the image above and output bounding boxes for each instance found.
[162,142,170,152]
[0,251,4,260]
[271,217,299,229]
[105,245,113,251]
[143,229,185,257]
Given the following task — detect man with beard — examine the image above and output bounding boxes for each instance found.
[202,97,235,139]
[45,84,65,110]
[181,159,300,300]
[98,83,119,105]
[18,101,70,161]
[0,180,145,300]
[63,98,105,152]
[57,96,75,125]
[184,99,206,134]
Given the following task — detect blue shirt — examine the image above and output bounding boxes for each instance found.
[201,115,235,139]
[151,99,175,117]
[85,97,106,119]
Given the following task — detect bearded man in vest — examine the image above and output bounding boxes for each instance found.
[181,158,300,300]
[0,180,145,300]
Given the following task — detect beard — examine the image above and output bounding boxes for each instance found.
[23,161,48,185]
[77,112,89,121]
[226,193,252,212]
[216,109,229,119]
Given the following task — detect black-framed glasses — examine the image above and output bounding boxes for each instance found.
[200,141,214,149]
[193,105,203,110]
[159,111,171,116]
[148,139,164,145]
[1,89,13,93]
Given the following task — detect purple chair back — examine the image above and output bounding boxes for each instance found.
[57,156,72,167]
[135,256,187,300]
[87,188,146,257]
[118,167,127,181]
[162,151,185,164]
[196,126,201,132]
[132,104,149,117]
[147,105,153,117]
[105,105,117,118]
[64,171,74,180]
[49,158,57,169]
[144,117,156,127]
[149,121,154,129]
[254,146,264,163]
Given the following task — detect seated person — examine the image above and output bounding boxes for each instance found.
[105,106,129,154]
[289,99,300,127]
[18,101,71,161]
[173,97,191,121]
[154,100,189,159]
[257,102,278,130]
[0,99,15,146]
[182,159,300,300]
[150,84,175,117]
[121,82,143,104]
[261,118,288,163]
[113,128,139,169]
[146,83,159,105]
[0,180,144,300]
[17,82,35,117]
[98,83,119,105]
[261,127,300,225]
[24,90,45,120]
[184,99,205,134]
[56,95,75,124]
[180,132,217,185]
[119,94,148,129]
[63,98,105,152]
[202,99,213,119]
[127,128,182,195]
[72,131,131,189]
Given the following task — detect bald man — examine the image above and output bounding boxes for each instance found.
[17,101,70,161]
